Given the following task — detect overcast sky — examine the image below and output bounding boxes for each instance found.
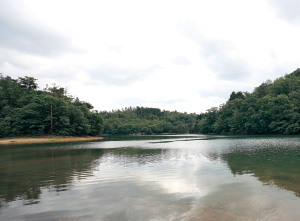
[1,0,300,113]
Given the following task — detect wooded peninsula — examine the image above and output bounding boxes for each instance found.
[1,68,300,138]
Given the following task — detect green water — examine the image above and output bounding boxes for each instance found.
[0,135,300,220]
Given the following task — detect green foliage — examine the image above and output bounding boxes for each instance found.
[101,107,198,135]
[18,76,38,90]
[197,68,300,135]
[0,74,103,137]
[229,91,246,101]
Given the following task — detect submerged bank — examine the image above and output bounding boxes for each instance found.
[0,136,104,145]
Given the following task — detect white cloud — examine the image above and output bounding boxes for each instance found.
[1,0,300,113]
[268,0,300,23]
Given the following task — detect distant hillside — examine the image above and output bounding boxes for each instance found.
[0,75,103,137]
[101,107,201,134]
[197,69,300,134]
[4,69,299,137]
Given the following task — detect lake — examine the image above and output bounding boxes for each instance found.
[0,134,300,220]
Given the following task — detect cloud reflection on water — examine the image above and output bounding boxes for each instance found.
[1,136,300,220]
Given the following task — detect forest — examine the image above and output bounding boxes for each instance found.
[197,68,300,134]
[1,68,300,137]
[101,107,200,134]
[0,74,199,137]
[0,75,103,137]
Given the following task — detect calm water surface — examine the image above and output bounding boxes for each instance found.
[0,135,300,220]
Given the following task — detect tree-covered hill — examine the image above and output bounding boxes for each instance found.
[101,107,201,134]
[5,68,299,137]
[197,68,300,134]
[0,74,103,137]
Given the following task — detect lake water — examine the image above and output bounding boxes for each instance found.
[0,134,300,220]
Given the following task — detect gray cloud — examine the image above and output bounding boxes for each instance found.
[0,50,32,70]
[86,64,161,86]
[0,1,80,57]
[268,0,300,23]
[178,21,252,81]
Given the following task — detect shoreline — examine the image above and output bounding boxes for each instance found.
[0,136,104,145]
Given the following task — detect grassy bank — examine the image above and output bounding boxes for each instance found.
[0,136,104,145]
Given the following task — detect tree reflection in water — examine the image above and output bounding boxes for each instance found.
[0,143,167,206]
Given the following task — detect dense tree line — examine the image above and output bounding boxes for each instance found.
[197,68,300,134]
[101,107,200,134]
[5,68,299,137]
[0,74,103,137]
